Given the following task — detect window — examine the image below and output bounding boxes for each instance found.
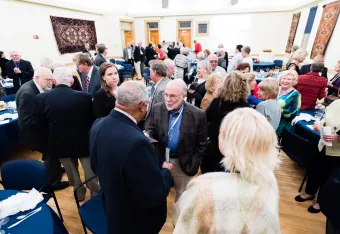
[179,21,191,28]
[301,6,318,50]
[196,21,210,36]
[148,22,158,29]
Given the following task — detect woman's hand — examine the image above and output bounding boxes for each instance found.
[327,81,333,87]
[323,134,338,143]
[188,89,195,94]
[312,122,322,132]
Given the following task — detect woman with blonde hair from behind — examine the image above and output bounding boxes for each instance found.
[174,108,280,234]
[200,73,222,110]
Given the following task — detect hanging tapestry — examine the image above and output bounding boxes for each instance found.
[50,16,97,54]
[285,12,301,53]
[310,1,340,58]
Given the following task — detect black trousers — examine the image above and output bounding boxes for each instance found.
[305,149,340,202]
[43,154,63,185]
[327,219,340,234]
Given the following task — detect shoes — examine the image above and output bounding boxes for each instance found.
[52,181,70,191]
[295,194,315,202]
[308,205,321,214]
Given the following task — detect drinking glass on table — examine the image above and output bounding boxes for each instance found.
[0,216,9,234]
[314,111,324,121]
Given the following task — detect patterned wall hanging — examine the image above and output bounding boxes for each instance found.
[50,16,98,54]
[285,12,301,53]
[310,1,340,58]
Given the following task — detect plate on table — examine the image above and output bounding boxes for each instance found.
[0,107,7,112]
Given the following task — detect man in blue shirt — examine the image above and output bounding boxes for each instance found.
[145,79,207,202]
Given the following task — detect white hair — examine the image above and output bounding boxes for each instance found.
[166,79,187,94]
[197,52,204,60]
[164,58,175,68]
[52,62,65,70]
[116,81,148,108]
[216,49,225,57]
[53,67,73,84]
[34,67,53,77]
[40,57,54,70]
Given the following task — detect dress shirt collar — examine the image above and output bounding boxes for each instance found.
[33,79,45,93]
[87,66,94,79]
[114,107,137,124]
[170,102,184,115]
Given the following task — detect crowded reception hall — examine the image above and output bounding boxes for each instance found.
[0,0,340,233]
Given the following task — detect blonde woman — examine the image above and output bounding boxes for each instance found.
[188,60,212,108]
[200,73,222,110]
[287,49,308,75]
[202,71,249,173]
[174,108,280,234]
[257,78,281,130]
[276,70,301,136]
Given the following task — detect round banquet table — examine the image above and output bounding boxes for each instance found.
[0,109,19,160]
[294,109,322,146]
[253,62,275,71]
[1,190,51,234]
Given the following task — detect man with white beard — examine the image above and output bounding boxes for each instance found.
[145,79,207,202]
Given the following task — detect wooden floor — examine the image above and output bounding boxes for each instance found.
[1,142,326,234]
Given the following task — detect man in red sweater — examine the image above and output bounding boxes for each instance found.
[194,40,202,54]
[296,62,328,110]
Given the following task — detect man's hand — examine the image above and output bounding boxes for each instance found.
[14,68,21,74]
[162,162,174,172]
[188,89,195,94]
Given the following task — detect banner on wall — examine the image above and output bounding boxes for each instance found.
[50,16,97,54]
[310,1,340,59]
[285,12,301,53]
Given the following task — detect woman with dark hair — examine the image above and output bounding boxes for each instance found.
[0,51,9,77]
[236,62,251,73]
[93,62,119,118]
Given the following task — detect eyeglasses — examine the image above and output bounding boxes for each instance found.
[163,93,183,100]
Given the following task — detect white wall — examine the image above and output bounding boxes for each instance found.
[293,0,339,68]
[0,0,126,68]
[134,12,292,55]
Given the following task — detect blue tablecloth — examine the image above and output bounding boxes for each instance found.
[253,62,275,70]
[0,190,67,234]
[0,109,19,160]
[294,109,322,146]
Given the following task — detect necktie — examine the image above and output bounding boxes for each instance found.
[86,76,90,92]
[14,62,19,68]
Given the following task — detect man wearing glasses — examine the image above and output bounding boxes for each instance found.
[145,79,207,202]
[208,54,227,76]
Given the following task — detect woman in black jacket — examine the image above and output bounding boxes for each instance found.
[201,71,249,173]
[188,60,212,108]
[93,62,118,118]
[0,51,9,77]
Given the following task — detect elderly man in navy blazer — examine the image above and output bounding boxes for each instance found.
[75,53,101,97]
[5,51,34,92]
[90,81,173,234]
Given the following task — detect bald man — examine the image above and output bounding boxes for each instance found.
[16,67,69,190]
[208,54,227,76]
[145,79,207,202]
[5,51,34,92]
[164,59,175,79]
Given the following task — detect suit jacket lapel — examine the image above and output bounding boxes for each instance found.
[161,104,169,143]
[89,66,97,90]
[179,102,190,142]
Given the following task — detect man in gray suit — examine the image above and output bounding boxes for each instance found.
[145,79,207,202]
[123,43,133,65]
[145,61,169,121]
[75,53,101,97]
[94,43,107,67]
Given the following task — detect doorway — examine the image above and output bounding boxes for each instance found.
[177,20,192,48]
[145,21,160,46]
[124,31,133,47]
[120,20,135,49]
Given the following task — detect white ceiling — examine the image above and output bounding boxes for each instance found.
[21,0,321,15]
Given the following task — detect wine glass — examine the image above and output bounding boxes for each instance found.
[0,217,9,234]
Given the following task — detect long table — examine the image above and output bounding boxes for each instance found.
[294,109,322,146]
[0,109,19,159]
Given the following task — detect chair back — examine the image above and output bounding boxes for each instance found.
[281,128,315,167]
[1,159,48,191]
[122,64,134,78]
[274,60,283,68]
[109,59,116,64]
[1,94,16,102]
[116,60,125,66]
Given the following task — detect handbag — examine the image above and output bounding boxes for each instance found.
[324,88,340,106]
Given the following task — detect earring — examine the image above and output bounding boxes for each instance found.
[104,80,108,86]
